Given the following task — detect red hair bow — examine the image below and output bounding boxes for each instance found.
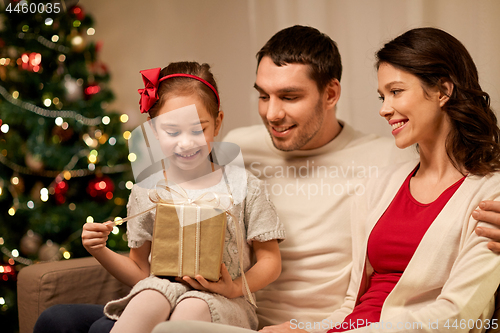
[138,67,162,114]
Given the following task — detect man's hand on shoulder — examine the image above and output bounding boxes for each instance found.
[259,321,309,333]
[474,200,500,253]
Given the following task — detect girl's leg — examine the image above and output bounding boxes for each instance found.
[110,290,171,333]
[169,298,211,322]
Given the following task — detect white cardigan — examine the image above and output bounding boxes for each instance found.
[315,160,500,333]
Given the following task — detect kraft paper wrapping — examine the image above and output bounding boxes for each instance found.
[150,203,227,282]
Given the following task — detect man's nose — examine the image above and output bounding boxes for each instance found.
[266,97,285,122]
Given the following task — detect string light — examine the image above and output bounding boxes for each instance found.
[0,85,102,125]
[98,134,108,144]
[72,36,83,46]
[17,32,71,53]
[1,124,9,133]
[40,188,49,201]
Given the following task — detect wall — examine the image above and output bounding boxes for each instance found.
[83,0,500,139]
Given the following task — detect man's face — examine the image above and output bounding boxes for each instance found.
[254,56,328,151]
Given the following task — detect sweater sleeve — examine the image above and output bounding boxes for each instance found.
[244,171,286,244]
[126,185,156,248]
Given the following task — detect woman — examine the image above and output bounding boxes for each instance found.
[321,27,500,333]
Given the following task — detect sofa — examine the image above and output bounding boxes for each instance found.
[17,256,130,333]
[18,256,500,333]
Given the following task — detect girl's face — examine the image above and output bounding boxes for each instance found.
[151,94,223,174]
[377,63,451,149]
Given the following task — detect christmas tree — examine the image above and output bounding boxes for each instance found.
[0,1,132,331]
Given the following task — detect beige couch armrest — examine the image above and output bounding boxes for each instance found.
[17,256,130,333]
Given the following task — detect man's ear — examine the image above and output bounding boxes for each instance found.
[214,110,224,137]
[439,79,454,108]
[325,79,341,110]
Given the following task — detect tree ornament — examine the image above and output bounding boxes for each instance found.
[84,83,100,100]
[52,124,74,142]
[70,5,85,21]
[64,76,83,102]
[20,230,42,256]
[87,175,115,201]
[38,240,62,261]
[18,52,42,72]
[89,60,108,77]
[25,152,44,172]
[51,178,69,205]
[0,263,17,282]
[69,30,86,52]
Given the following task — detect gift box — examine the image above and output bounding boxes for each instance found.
[150,202,227,282]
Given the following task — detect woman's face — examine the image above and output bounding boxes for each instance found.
[377,63,450,149]
[151,94,222,174]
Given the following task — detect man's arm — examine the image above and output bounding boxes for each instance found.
[474,200,500,253]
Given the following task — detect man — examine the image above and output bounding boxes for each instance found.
[227,25,411,328]
[35,25,500,333]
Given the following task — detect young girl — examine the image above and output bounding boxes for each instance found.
[81,61,285,333]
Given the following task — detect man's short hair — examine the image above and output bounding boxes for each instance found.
[256,25,342,92]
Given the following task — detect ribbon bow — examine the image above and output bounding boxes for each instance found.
[147,179,234,214]
[138,67,162,114]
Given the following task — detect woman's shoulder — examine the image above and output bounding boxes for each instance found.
[464,171,500,196]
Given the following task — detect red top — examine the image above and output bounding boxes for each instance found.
[328,167,465,332]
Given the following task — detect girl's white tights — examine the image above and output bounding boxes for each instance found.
[110,290,211,333]
[170,297,211,322]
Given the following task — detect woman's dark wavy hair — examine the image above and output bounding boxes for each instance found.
[376,27,500,176]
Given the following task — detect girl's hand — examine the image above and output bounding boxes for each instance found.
[81,221,114,254]
[180,263,238,298]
